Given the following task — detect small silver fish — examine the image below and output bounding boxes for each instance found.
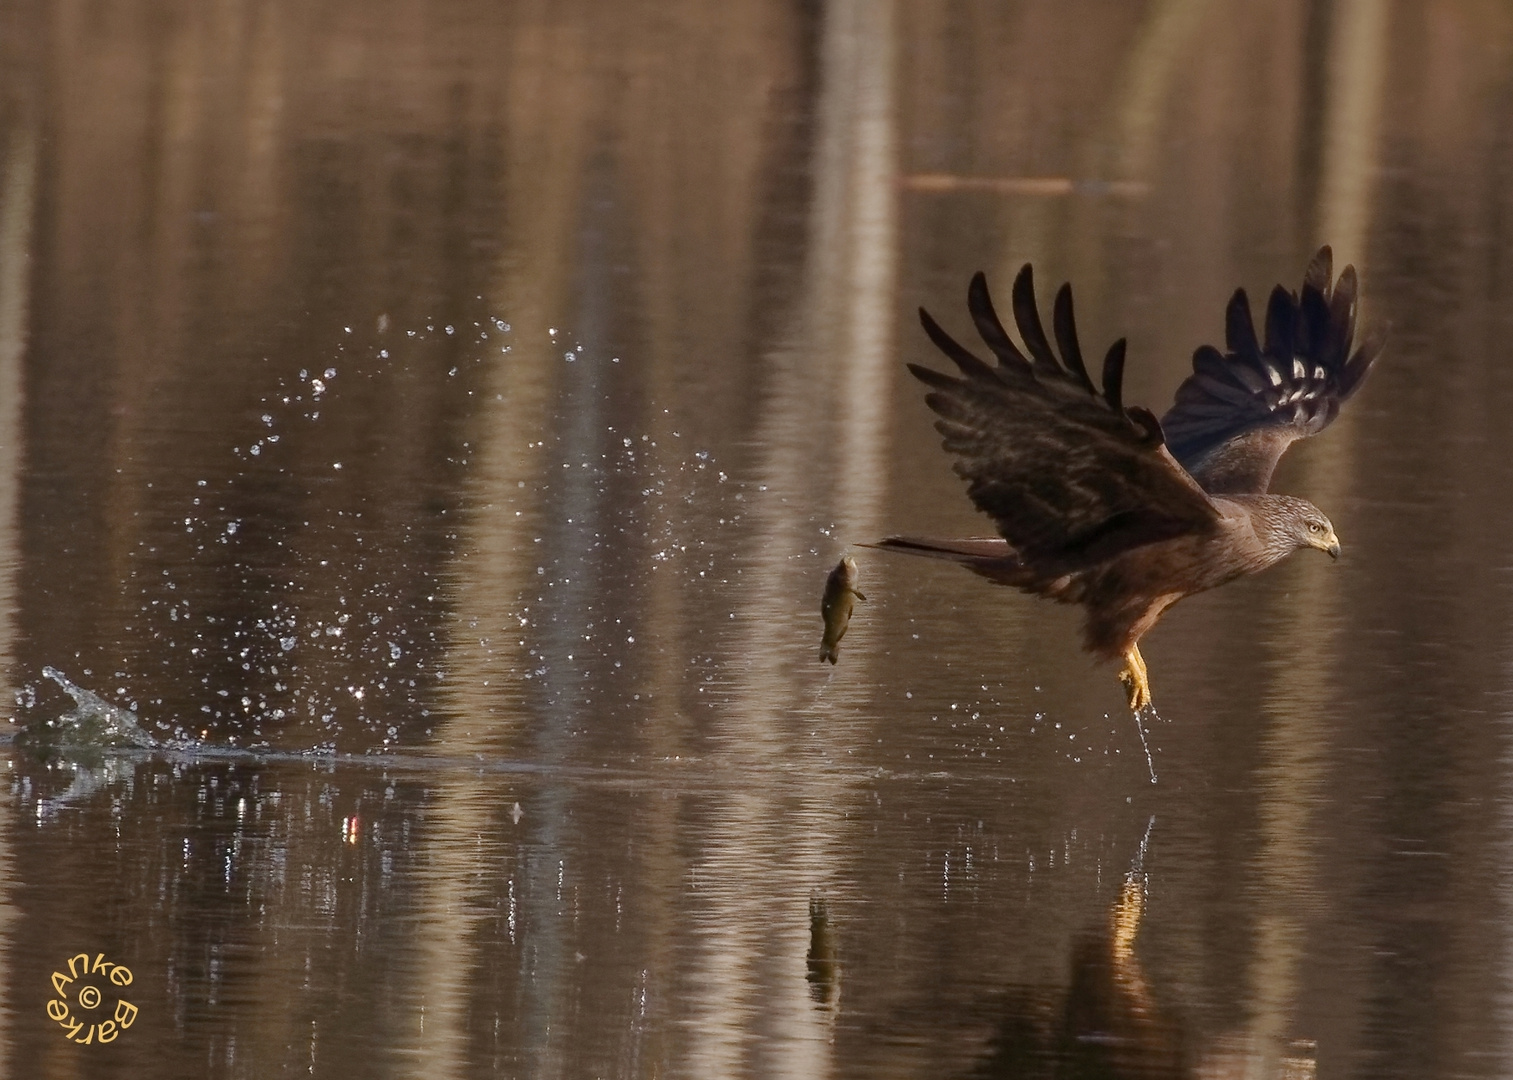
[819,555,865,664]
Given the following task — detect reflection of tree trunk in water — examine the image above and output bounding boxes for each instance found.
[1060,0,1212,319]
[1109,0,1214,185]
[1246,3,1386,1072]
[0,121,37,1080]
[0,127,34,694]
[1315,0,1388,272]
[685,0,896,1074]
[414,23,596,1080]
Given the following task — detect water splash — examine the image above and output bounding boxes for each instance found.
[1132,705,1158,784]
[30,667,159,749]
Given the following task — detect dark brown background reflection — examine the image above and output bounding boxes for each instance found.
[0,0,1511,1077]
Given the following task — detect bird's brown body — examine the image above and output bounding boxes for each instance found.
[875,495,1327,691]
[874,250,1375,708]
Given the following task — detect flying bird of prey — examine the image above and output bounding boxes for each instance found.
[870,248,1382,710]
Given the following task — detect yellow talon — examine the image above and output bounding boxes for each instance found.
[1119,646,1151,711]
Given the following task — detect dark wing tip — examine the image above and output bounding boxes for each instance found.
[1052,282,1096,394]
[1304,246,1333,294]
[1010,264,1061,374]
[906,361,957,390]
[1263,284,1296,359]
[966,271,1032,372]
[964,272,992,325]
[1335,263,1358,299]
[1101,339,1127,413]
[1341,322,1388,397]
[1226,288,1260,356]
[1011,262,1033,295]
[919,306,1001,384]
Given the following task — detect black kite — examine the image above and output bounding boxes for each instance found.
[871,248,1382,709]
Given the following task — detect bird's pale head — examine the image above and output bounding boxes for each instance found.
[1245,495,1342,564]
[1290,500,1340,559]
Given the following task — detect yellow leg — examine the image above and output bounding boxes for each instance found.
[1118,645,1151,712]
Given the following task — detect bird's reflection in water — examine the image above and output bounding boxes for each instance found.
[965,826,1317,1080]
[970,866,1182,1078]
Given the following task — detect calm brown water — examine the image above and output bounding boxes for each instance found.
[0,1,1510,1077]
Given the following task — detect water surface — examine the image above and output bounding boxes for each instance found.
[0,1,1510,1077]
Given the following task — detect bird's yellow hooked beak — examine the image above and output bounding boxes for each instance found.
[1321,529,1341,560]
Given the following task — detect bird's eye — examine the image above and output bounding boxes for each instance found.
[1308,522,1321,533]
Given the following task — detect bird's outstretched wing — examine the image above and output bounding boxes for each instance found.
[911,267,1220,574]
[1160,247,1384,494]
